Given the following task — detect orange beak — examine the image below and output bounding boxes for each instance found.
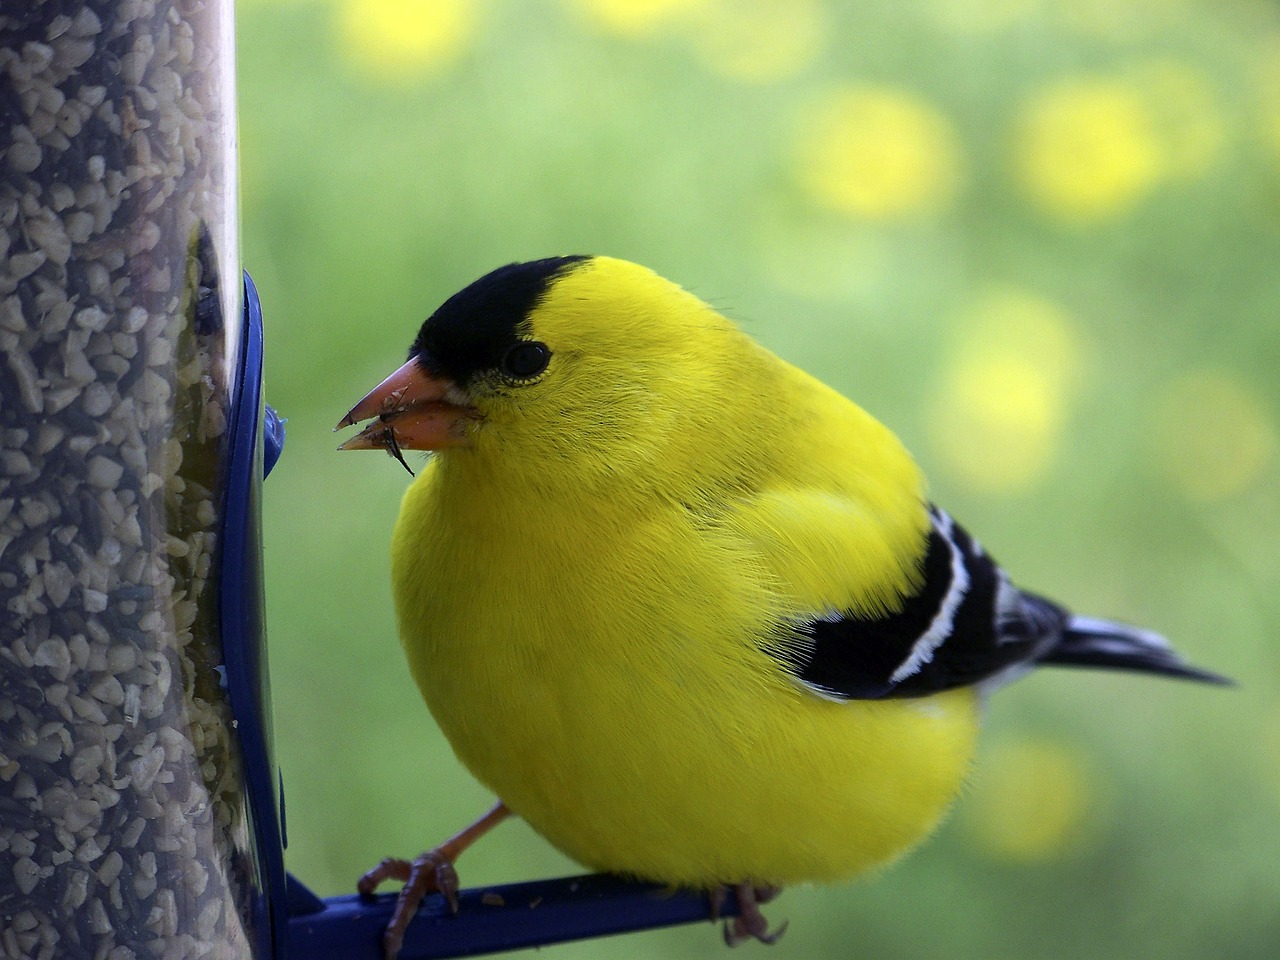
[335,358,479,466]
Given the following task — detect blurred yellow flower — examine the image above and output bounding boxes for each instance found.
[336,0,477,82]
[1013,77,1163,222]
[1148,370,1275,502]
[964,736,1101,862]
[929,290,1082,493]
[688,0,826,84]
[793,87,964,220]
[569,0,707,36]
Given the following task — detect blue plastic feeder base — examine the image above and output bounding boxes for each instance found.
[286,873,738,960]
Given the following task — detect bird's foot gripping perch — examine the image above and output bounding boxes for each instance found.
[358,801,512,960]
[711,884,788,946]
[358,850,459,957]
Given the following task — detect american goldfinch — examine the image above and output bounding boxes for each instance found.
[337,256,1229,958]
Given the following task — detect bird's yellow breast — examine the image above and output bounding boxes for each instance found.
[392,453,979,887]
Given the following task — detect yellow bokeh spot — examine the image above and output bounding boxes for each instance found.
[794,87,964,221]
[1148,370,1276,502]
[336,0,477,82]
[569,0,707,36]
[688,0,826,84]
[929,290,1082,494]
[1014,77,1163,222]
[965,737,1100,862]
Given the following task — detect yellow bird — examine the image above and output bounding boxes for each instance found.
[337,256,1228,958]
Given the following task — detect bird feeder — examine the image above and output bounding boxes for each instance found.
[1,3,735,958]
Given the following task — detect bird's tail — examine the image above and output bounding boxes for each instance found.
[1043,615,1234,686]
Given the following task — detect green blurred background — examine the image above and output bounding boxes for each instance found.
[236,1,1280,957]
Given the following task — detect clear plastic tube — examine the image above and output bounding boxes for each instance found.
[1,2,260,957]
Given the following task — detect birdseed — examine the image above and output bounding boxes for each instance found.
[2,1,256,958]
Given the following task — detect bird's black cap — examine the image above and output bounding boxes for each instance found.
[410,256,588,384]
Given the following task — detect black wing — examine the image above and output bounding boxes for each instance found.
[783,506,1068,700]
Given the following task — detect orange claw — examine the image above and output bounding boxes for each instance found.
[358,801,513,960]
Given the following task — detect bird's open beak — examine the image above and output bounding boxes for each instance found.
[335,358,479,459]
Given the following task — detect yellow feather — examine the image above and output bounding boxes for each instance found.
[389,257,978,887]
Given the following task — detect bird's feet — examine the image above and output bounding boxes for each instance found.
[358,849,460,960]
[710,883,788,946]
[357,801,512,960]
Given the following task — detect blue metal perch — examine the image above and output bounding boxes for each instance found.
[287,874,726,960]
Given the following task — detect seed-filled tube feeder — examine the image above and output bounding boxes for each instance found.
[0,1,285,957]
[1,3,733,958]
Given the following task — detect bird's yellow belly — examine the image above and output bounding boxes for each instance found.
[413,621,978,887]
[394,470,978,888]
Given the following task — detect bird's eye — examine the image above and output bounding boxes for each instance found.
[501,341,551,380]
